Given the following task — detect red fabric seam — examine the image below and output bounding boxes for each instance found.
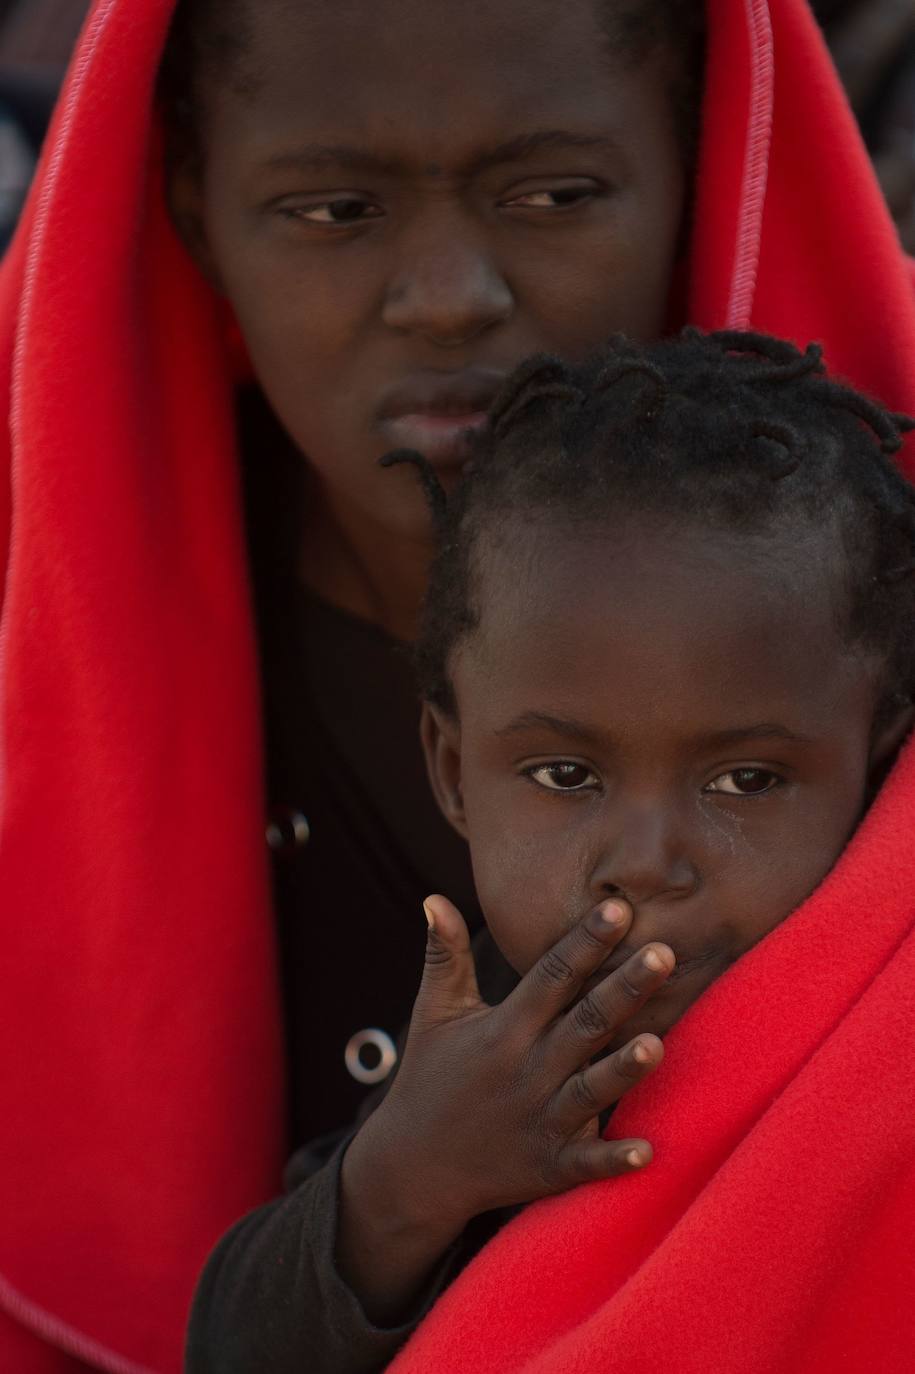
[0,1274,156,1374]
[727,0,775,327]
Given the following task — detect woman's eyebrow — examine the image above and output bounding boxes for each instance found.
[471,129,622,173]
[258,130,620,178]
[260,144,402,176]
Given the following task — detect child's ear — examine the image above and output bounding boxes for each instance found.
[868,698,915,790]
[165,158,225,293]
[420,701,468,840]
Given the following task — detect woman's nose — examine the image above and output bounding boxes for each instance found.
[381,224,513,346]
[590,804,700,908]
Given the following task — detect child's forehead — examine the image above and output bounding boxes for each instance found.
[460,517,866,727]
[481,517,823,621]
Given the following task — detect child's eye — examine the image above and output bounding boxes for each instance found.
[284,198,383,225]
[705,769,781,797]
[525,763,600,792]
[503,185,598,210]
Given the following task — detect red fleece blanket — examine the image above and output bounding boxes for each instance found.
[1,0,914,1370]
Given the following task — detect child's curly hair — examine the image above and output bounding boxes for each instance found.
[389,331,915,722]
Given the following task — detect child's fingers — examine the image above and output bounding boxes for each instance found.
[550,1034,664,1137]
[543,944,674,1079]
[410,894,484,1029]
[508,900,633,1030]
[556,1135,654,1189]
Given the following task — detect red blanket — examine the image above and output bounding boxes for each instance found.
[0,0,914,1370]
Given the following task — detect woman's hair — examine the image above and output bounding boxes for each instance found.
[157,0,251,161]
[157,0,706,164]
[397,331,915,720]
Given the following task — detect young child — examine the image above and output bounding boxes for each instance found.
[5,2,915,1370]
[188,331,915,1372]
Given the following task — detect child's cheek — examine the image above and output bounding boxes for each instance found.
[465,809,586,975]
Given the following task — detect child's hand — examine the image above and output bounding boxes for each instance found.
[375,894,670,1218]
[338,896,672,1323]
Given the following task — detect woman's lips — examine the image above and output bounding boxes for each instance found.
[376,367,505,465]
[378,411,489,465]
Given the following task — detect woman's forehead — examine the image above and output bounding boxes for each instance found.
[201,0,673,166]
[238,0,615,58]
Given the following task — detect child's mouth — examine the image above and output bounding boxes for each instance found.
[580,946,720,999]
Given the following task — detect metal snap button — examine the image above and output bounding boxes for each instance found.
[266,807,310,856]
[344,1029,398,1086]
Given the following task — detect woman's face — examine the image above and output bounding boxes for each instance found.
[175,0,687,537]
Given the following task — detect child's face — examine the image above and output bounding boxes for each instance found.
[172,0,686,538]
[423,518,908,1048]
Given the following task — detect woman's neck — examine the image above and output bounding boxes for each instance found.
[298,478,433,643]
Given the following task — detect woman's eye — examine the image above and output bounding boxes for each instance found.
[504,186,596,210]
[286,198,382,225]
[526,763,600,792]
[705,769,781,797]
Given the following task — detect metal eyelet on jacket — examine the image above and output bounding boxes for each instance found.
[266,806,311,857]
[344,1029,398,1085]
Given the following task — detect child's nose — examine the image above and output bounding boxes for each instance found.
[589,804,700,908]
[381,215,514,346]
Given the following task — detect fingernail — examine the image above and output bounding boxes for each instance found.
[633,1040,652,1065]
[599,901,628,927]
[627,1148,645,1168]
[643,947,666,972]
[423,901,436,930]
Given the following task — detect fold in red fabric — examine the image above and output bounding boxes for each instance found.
[0,4,284,1373]
[0,0,914,1371]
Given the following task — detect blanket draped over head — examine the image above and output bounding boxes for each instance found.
[0,0,914,1370]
